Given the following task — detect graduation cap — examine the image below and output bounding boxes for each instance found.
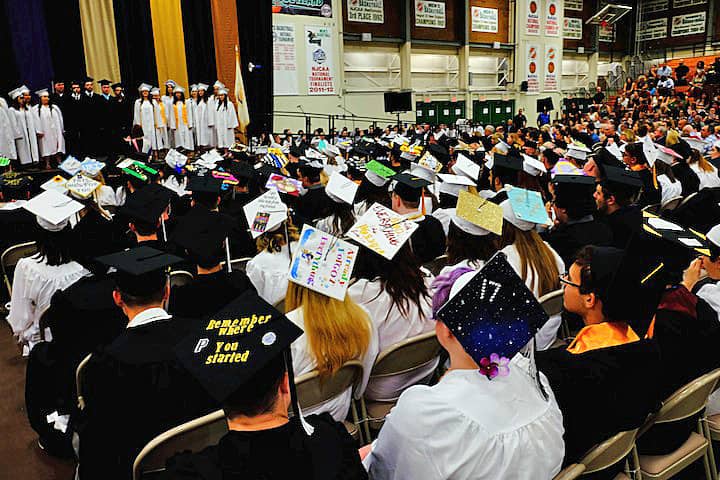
[391,172,431,203]
[228,162,254,182]
[172,208,234,267]
[138,83,152,92]
[427,143,450,165]
[96,246,182,297]
[174,86,186,94]
[82,76,94,83]
[213,81,225,89]
[35,89,50,97]
[566,143,591,161]
[552,174,596,215]
[491,153,523,172]
[165,79,176,87]
[8,88,23,100]
[243,189,288,239]
[706,224,720,258]
[59,156,82,176]
[197,83,209,91]
[325,171,358,204]
[436,253,548,367]
[117,158,159,183]
[600,166,642,200]
[187,174,224,194]
[111,82,123,90]
[98,79,111,86]
[437,173,474,197]
[684,134,706,152]
[23,189,84,232]
[502,187,551,231]
[655,144,683,165]
[524,139,538,150]
[120,184,173,226]
[453,190,503,236]
[522,154,547,177]
[453,153,481,181]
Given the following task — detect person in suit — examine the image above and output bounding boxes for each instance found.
[63,80,84,156]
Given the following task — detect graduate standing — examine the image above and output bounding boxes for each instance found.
[8,87,40,167]
[80,77,103,156]
[212,88,237,149]
[193,83,214,149]
[32,89,65,169]
[63,81,84,156]
[0,96,18,160]
[133,85,164,154]
[151,87,170,151]
[170,87,194,150]
[111,83,133,156]
[96,80,115,156]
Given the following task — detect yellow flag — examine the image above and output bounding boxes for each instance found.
[234,45,250,128]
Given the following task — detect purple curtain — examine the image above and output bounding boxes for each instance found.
[5,0,54,91]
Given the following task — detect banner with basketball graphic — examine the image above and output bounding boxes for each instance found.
[544,45,558,91]
[526,0,540,35]
[305,25,336,95]
[526,43,540,93]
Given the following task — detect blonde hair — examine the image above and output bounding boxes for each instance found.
[498,222,560,296]
[665,129,680,147]
[285,283,371,378]
[256,221,299,253]
[622,129,636,143]
[688,149,714,173]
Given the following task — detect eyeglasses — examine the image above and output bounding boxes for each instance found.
[559,273,581,289]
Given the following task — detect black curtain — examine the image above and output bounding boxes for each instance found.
[181,0,216,86]
[113,0,157,99]
[43,0,86,84]
[236,0,273,135]
[0,0,20,98]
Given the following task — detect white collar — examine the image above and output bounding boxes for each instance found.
[127,307,172,329]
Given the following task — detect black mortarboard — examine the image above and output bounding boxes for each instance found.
[437,253,547,363]
[601,166,642,199]
[82,76,94,83]
[175,290,303,403]
[98,79,111,86]
[524,140,538,149]
[289,146,303,158]
[228,162,254,180]
[111,82,123,90]
[594,147,625,178]
[492,153,523,172]
[392,172,431,202]
[120,184,174,226]
[70,80,81,87]
[187,174,223,194]
[171,208,233,267]
[552,174,597,215]
[96,246,182,296]
[427,143,450,165]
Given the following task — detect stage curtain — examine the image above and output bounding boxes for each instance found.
[5,0,54,91]
[113,0,157,95]
[0,0,20,96]
[150,0,189,89]
[210,0,239,101]
[181,0,216,85]
[43,0,86,83]
[79,0,121,86]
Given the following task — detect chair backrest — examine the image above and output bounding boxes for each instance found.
[295,360,363,411]
[678,191,698,209]
[552,463,586,480]
[644,368,720,429]
[579,428,639,474]
[424,254,449,276]
[370,331,441,379]
[539,289,564,317]
[169,270,194,288]
[132,409,228,480]
[229,257,252,272]
[76,353,93,410]
[661,195,684,212]
[2,241,38,296]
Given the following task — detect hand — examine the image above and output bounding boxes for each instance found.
[682,258,703,292]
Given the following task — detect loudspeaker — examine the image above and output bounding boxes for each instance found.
[520,81,528,92]
[537,97,554,111]
[384,91,413,113]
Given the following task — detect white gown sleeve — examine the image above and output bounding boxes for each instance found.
[6,259,32,337]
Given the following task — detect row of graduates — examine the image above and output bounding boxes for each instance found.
[8,126,720,479]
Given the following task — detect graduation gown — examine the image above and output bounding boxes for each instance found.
[134,99,165,150]
[162,414,368,480]
[80,92,103,155]
[63,94,84,155]
[294,184,332,228]
[408,215,447,265]
[77,315,218,480]
[111,95,133,148]
[600,205,641,249]
[219,192,259,259]
[671,162,700,196]
[32,104,65,156]
[171,100,195,150]
[0,98,18,159]
[636,168,662,207]
[542,215,614,268]
[168,270,257,319]
[213,101,238,148]
[10,107,40,165]
[194,100,214,147]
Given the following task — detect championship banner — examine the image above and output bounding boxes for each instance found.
[526,0,540,35]
[414,0,446,29]
[545,1,560,37]
[636,18,667,41]
[544,45,558,92]
[273,24,299,95]
[305,25,336,95]
[526,44,540,94]
[671,12,706,37]
[347,0,384,23]
[471,7,498,33]
[272,0,332,17]
[565,0,583,10]
[673,0,705,7]
[640,0,668,13]
[563,17,582,39]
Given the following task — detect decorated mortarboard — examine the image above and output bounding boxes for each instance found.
[171,208,233,266]
[187,174,224,194]
[165,148,188,170]
[265,173,302,197]
[655,144,682,165]
[453,153,481,181]
[0,157,10,168]
[437,173,474,197]
[566,143,591,160]
[96,246,182,296]
[505,187,551,229]
[365,160,396,179]
[436,253,547,370]
[455,190,503,236]
[59,156,82,176]
[288,225,358,300]
[417,151,443,173]
[347,202,418,260]
[66,173,101,199]
[23,189,83,232]
[212,170,239,190]
[522,154,547,177]
[165,79,177,87]
[80,158,105,177]
[684,134,706,152]
[117,158,158,182]
[243,189,288,239]
[41,175,68,194]
[326,171,358,205]
[174,290,304,403]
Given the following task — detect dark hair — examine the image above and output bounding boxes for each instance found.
[118,285,166,308]
[34,225,75,267]
[165,84,173,97]
[131,218,159,237]
[216,94,228,110]
[353,244,430,319]
[321,200,355,236]
[542,149,560,167]
[298,165,321,183]
[192,191,221,210]
[223,354,286,418]
[356,179,390,207]
[446,221,497,265]
[624,142,648,166]
[654,160,676,182]
[173,91,186,104]
[492,165,519,189]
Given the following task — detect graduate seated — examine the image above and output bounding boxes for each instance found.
[536,246,662,472]
[364,254,565,479]
[315,171,357,237]
[118,183,174,250]
[162,293,368,479]
[594,166,643,249]
[245,217,298,307]
[76,247,218,480]
[294,160,332,227]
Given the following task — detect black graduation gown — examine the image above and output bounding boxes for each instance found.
[669,187,720,233]
[600,205,641,249]
[542,216,614,267]
[96,94,114,153]
[162,413,368,480]
[536,339,662,467]
[63,94,84,155]
[111,95,133,144]
[637,168,662,208]
[79,93,103,155]
[219,192,258,259]
[408,215,446,265]
[77,316,219,480]
[671,162,700,197]
[294,185,332,228]
[0,208,37,252]
[168,270,257,319]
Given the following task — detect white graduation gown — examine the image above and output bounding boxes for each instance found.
[32,104,65,156]
[194,100,215,147]
[658,175,682,206]
[287,306,380,421]
[133,99,165,151]
[689,163,720,190]
[161,96,174,148]
[11,107,40,165]
[188,99,198,144]
[170,101,194,150]
[6,256,89,355]
[155,100,170,148]
[246,242,297,306]
[0,98,18,159]
[500,242,565,350]
[697,280,720,415]
[348,276,437,401]
[213,101,238,148]
[365,356,565,480]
